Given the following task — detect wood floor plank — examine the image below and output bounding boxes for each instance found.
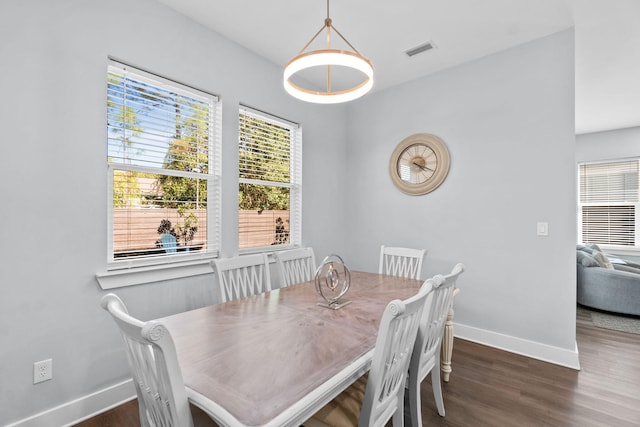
[74,306,640,426]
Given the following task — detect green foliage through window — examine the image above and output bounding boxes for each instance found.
[238,108,300,249]
[107,62,217,259]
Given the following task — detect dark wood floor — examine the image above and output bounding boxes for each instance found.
[74,306,640,427]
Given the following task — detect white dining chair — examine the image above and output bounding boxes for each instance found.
[379,245,427,280]
[100,293,194,427]
[274,247,316,287]
[407,263,465,426]
[305,279,433,427]
[212,253,272,303]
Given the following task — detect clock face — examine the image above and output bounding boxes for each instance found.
[389,134,450,195]
[397,143,438,184]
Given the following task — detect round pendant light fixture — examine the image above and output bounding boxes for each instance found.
[283,0,374,104]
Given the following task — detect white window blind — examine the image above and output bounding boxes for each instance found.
[107,60,221,264]
[578,159,639,247]
[238,106,302,250]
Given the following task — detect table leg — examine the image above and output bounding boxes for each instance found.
[440,288,458,382]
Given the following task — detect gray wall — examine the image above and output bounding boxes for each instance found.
[344,30,577,350]
[0,0,349,424]
[1,0,578,424]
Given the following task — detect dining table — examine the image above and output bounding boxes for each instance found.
[157,270,423,427]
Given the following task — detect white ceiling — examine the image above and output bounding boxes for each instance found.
[156,0,640,135]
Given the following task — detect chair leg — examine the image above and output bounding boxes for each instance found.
[432,353,446,416]
[407,371,422,427]
[136,395,152,427]
[138,408,151,427]
[393,395,405,427]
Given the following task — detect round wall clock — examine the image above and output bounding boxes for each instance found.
[389,133,450,195]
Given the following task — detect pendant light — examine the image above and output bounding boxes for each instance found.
[283,0,374,104]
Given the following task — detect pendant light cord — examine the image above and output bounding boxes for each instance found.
[295,0,361,55]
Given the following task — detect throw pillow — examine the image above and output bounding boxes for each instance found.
[576,244,592,254]
[587,243,602,252]
[577,251,598,267]
[592,250,614,269]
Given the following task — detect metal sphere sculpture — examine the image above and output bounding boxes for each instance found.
[314,254,351,309]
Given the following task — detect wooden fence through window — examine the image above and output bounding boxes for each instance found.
[113,208,290,254]
[239,210,290,249]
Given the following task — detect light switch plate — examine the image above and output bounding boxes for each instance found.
[537,222,549,236]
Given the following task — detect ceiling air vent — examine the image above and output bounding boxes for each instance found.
[405,41,436,57]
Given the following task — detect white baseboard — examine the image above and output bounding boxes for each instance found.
[6,380,135,427]
[454,322,581,370]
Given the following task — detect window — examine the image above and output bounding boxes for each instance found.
[578,159,639,248]
[238,106,302,250]
[107,60,220,266]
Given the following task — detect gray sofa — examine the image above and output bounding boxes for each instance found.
[577,244,640,316]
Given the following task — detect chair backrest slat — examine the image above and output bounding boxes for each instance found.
[212,253,272,302]
[358,280,432,426]
[274,247,316,287]
[379,245,426,280]
[101,294,194,427]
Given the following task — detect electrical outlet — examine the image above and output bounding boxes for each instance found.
[33,359,53,384]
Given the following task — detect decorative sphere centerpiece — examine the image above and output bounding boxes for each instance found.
[314,254,352,310]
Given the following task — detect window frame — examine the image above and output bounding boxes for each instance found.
[238,106,302,253]
[577,157,640,253]
[105,59,222,271]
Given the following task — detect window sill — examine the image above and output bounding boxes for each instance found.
[96,259,215,289]
[239,245,295,256]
